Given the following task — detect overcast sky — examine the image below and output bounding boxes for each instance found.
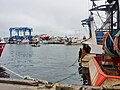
[0,0,92,38]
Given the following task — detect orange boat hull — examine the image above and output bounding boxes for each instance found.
[89,56,120,87]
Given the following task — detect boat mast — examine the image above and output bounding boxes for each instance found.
[90,0,119,32]
[108,0,120,31]
[117,0,120,30]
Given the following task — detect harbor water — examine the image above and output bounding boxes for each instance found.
[0,44,82,84]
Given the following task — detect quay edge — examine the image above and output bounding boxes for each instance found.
[0,78,119,90]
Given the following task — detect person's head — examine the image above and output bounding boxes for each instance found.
[83,44,91,53]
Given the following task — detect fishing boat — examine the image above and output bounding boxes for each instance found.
[0,40,6,56]
[80,0,120,87]
[0,40,10,78]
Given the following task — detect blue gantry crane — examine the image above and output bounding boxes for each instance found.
[9,27,33,42]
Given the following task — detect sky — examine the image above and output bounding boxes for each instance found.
[0,0,92,38]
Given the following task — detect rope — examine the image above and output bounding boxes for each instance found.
[0,65,35,80]
[68,57,79,67]
[51,56,81,83]
[54,70,78,83]
[1,65,24,79]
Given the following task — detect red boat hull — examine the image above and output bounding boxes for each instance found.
[89,56,120,87]
[0,42,5,56]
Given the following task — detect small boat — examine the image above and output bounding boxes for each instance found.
[21,39,29,44]
[31,44,40,47]
[17,39,29,45]
[42,40,48,44]
[64,38,72,45]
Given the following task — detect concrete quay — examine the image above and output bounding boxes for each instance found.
[0,78,120,90]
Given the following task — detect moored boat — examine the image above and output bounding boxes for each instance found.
[89,56,120,87]
[31,44,40,47]
[21,39,29,44]
[0,41,6,56]
[79,0,120,87]
[17,39,29,45]
[0,40,10,78]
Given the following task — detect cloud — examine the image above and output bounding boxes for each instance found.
[0,0,90,38]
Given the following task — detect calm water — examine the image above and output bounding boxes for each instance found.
[0,44,82,84]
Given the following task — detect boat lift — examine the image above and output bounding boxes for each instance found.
[9,27,33,41]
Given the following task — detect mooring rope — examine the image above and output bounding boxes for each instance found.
[1,65,24,79]
[68,57,79,67]
[1,65,35,80]
[54,70,78,83]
